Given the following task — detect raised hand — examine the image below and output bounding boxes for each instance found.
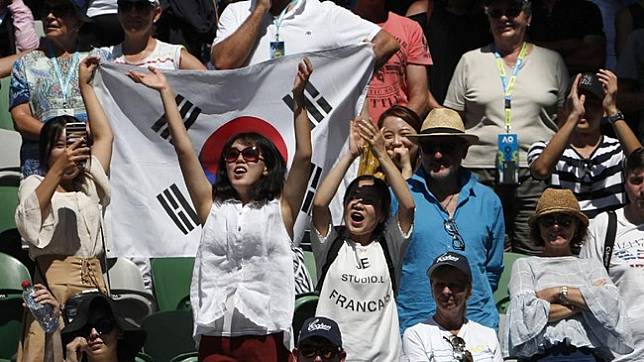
[128,66,170,91]
[597,69,618,114]
[356,118,386,156]
[293,57,313,97]
[79,56,100,86]
[349,118,365,158]
[51,138,90,174]
[566,74,586,120]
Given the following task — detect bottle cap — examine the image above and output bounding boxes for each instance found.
[21,280,31,289]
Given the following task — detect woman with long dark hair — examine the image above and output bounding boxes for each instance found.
[128,59,313,361]
[15,56,113,361]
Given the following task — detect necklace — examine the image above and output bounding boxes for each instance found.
[440,193,458,213]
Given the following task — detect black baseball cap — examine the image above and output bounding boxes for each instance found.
[578,72,605,100]
[298,317,343,348]
[427,252,472,283]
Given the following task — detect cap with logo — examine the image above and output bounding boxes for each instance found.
[578,72,605,100]
[426,252,472,284]
[298,317,343,348]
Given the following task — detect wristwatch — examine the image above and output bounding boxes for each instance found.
[559,286,569,304]
[604,111,625,124]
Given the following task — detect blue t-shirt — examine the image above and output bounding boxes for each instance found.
[395,168,505,332]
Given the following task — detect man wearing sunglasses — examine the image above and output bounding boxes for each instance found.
[402,252,502,361]
[396,108,505,334]
[294,317,346,362]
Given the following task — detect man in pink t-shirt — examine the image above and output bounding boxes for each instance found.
[354,0,438,122]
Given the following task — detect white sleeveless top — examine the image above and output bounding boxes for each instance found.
[105,40,183,70]
[190,198,294,345]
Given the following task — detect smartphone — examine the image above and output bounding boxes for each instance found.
[65,122,87,148]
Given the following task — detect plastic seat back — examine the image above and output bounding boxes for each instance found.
[142,310,196,361]
[150,257,194,312]
[0,252,31,293]
[494,252,525,313]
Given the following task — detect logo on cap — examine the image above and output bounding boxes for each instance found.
[307,319,332,332]
[437,254,460,263]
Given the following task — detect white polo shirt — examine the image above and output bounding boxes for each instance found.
[214,0,381,66]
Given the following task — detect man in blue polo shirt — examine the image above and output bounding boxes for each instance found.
[398,108,505,332]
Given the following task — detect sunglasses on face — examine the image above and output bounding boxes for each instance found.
[539,214,575,228]
[420,142,463,155]
[299,345,340,360]
[224,146,262,163]
[82,318,115,337]
[117,1,154,12]
[41,3,75,19]
[486,6,523,19]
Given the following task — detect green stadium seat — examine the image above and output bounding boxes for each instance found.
[0,294,23,360]
[292,292,319,344]
[0,185,18,237]
[150,257,194,312]
[142,310,195,361]
[134,352,154,362]
[0,252,31,293]
[170,352,198,362]
[302,250,317,285]
[494,252,525,314]
[0,77,13,131]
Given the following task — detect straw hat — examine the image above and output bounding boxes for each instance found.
[409,108,479,145]
[528,188,589,227]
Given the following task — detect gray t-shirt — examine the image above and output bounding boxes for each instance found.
[581,208,644,361]
[444,44,569,168]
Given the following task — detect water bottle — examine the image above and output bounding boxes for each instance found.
[21,280,59,334]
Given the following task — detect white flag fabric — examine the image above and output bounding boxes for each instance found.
[95,44,374,257]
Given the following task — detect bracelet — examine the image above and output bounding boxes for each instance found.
[559,286,569,304]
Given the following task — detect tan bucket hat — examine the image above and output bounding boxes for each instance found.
[528,188,589,227]
[409,108,479,145]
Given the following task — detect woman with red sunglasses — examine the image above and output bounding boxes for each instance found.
[128,58,313,361]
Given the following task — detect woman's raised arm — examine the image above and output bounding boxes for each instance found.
[129,67,213,224]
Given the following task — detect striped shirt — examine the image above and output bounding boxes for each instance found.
[527,136,626,218]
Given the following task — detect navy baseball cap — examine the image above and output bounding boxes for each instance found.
[298,317,343,348]
[427,252,472,283]
[578,72,605,100]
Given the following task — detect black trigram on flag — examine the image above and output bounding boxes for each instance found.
[301,163,323,214]
[156,184,199,235]
[151,94,202,141]
[282,82,333,130]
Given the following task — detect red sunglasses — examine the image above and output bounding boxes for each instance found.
[224,146,262,163]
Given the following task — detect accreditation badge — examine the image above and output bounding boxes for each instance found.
[270,41,285,59]
[497,133,519,185]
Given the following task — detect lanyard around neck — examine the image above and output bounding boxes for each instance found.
[493,42,528,133]
[273,0,301,41]
[48,44,80,107]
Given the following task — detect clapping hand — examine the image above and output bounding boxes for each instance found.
[596,69,618,114]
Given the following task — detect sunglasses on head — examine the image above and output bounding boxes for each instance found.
[224,146,262,163]
[486,6,523,19]
[299,345,340,360]
[117,1,154,12]
[82,318,115,337]
[539,214,575,228]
